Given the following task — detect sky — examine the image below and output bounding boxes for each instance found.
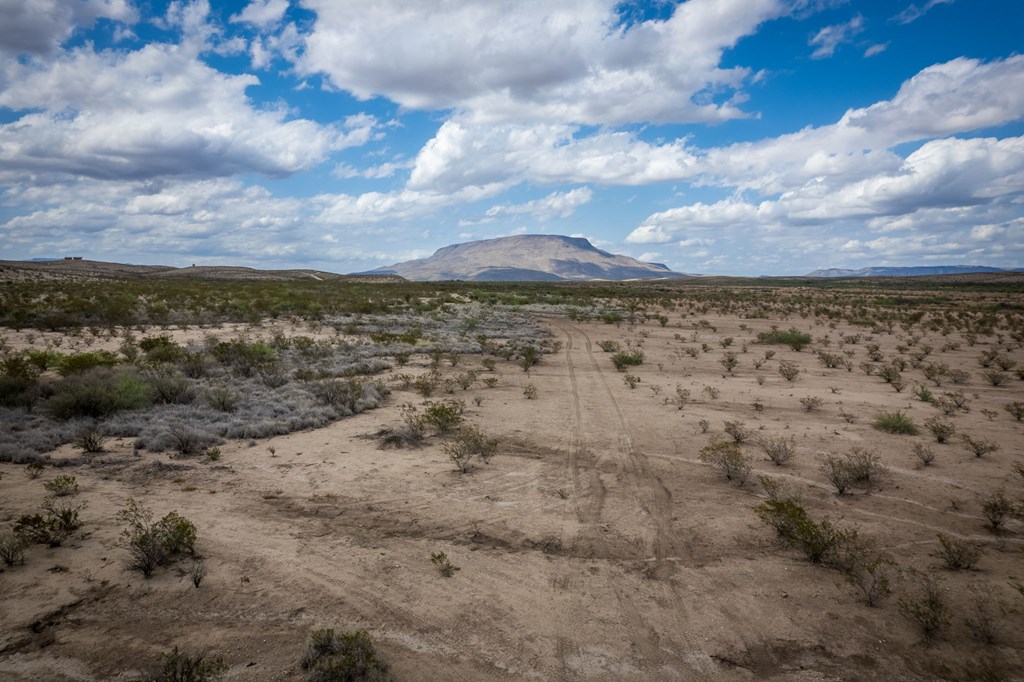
[0,0,1022,276]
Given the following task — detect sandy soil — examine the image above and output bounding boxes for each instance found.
[1,311,1023,681]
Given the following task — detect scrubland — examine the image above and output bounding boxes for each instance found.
[1,266,1022,681]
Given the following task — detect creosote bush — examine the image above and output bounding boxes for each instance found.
[898,574,950,645]
[923,416,955,444]
[300,628,391,682]
[118,498,198,578]
[756,435,796,466]
[699,439,751,485]
[777,361,800,381]
[961,434,999,458]
[421,399,464,434]
[610,350,644,372]
[754,498,853,564]
[936,533,983,570]
[0,532,27,566]
[430,551,460,577]
[44,475,79,497]
[757,328,812,351]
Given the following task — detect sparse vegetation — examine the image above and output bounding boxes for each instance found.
[699,440,751,485]
[872,411,918,435]
[300,628,391,682]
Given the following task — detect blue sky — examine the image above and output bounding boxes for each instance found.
[1,0,1022,275]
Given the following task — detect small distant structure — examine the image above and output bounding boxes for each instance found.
[64,256,83,260]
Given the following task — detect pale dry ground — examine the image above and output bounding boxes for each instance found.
[2,312,1023,681]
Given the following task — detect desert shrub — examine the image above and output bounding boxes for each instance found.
[872,411,918,435]
[820,454,856,495]
[300,628,391,682]
[623,374,641,389]
[148,372,195,405]
[422,399,464,434]
[757,328,812,351]
[522,383,538,399]
[456,425,498,463]
[777,361,800,381]
[179,351,208,379]
[163,424,214,457]
[961,434,999,458]
[46,368,154,420]
[44,475,79,497]
[817,352,845,369]
[912,443,936,467]
[597,340,620,353]
[719,352,738,373]
[430,550,460,577]
[14,499,84,547]
[75,425,107,453]
[923,416,955,443]
[376,404,426,449]
[139,335,186,365]
[936,533,983,570]
[757,474,788,500]
[25,461,44,478]
[980,369,1008,387]
[412,373,439,397]
[118,498,199,577]
[203,384,239,412]
[134,646,226,682]
[948,369,970,384]
[1003,402,1024,421]
[443,439,472,473]
[756,435,796,466]
[56,350,119,376]
[898,574,950,645]
[754,498,852,564]
[187,558,208,588]
[211,339,277,377]
[913,384,934,403]
[0,532,27,566]
[481,377,498,388]
[799,396,823,412]
[610,350,644,372]
[722,420,749,444]
[699,440,751,485]
[964,588,1005,646]
[981,490,1013,531]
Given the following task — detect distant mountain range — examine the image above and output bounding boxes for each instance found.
[805,265,1020,278]
[367,234,688,281]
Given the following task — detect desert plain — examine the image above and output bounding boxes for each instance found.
[1,263,1023,681]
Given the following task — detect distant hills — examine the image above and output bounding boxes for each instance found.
[805,265,1019,278]
[367,234,687,281]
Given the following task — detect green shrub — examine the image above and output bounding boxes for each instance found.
[699,440,751,485]
[1004,402,1024,421]
[118,498,199,577]
[56,350,119,376]
[422,399,464,434]
[754,498,852,564]
[300,629,391,682]
[44,475,79,497]
[75,425,107,453]
[14,499,84,547]
[872,411,918,435]
[596,340,620,353]
[757,327,812,351]
[47,368,154,419]
[610,350,644,372]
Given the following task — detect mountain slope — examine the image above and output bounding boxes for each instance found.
[806,265,1009,278]
[369,235,686,281]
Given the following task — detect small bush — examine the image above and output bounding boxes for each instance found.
[923,417,955,444]
[777,361,800,381]
[799,396,823,412]
[187,558,208,588]
[623,374,641,389]
[135,646,226,682]
[596,340,620,353]
[610,350,644,372]
[756,435,796,466]
[430,551,459,577]
[300,628,391,682]
[722,420,749,444]
[912,443,936,467]
[821,454,856,496]
[423,399,464,434]
[46,368,153,420]
[754,498,852,564]
[1003,402,1024,421]
[898,574,950,645]
[14,499,84,547]
[936,533,983,570]
[980,369,1008,387]
[56,350,119,376]
[872,411,918,435]
[961,434,999,458]
[522,383,538,399]
[148,372,195,405]
[0,532,27,566]
[699,440,751,485]
[44,475,79,497]
[118,498,199,577]
[75,425,107,453]
[444,439,472,473]
[757,328,812,351]
[981,490,1013,531]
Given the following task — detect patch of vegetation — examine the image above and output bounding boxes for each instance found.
[300,628,391,682]
[872,411,918,435]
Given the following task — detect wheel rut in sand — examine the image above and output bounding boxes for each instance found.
[552,320,693,574]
